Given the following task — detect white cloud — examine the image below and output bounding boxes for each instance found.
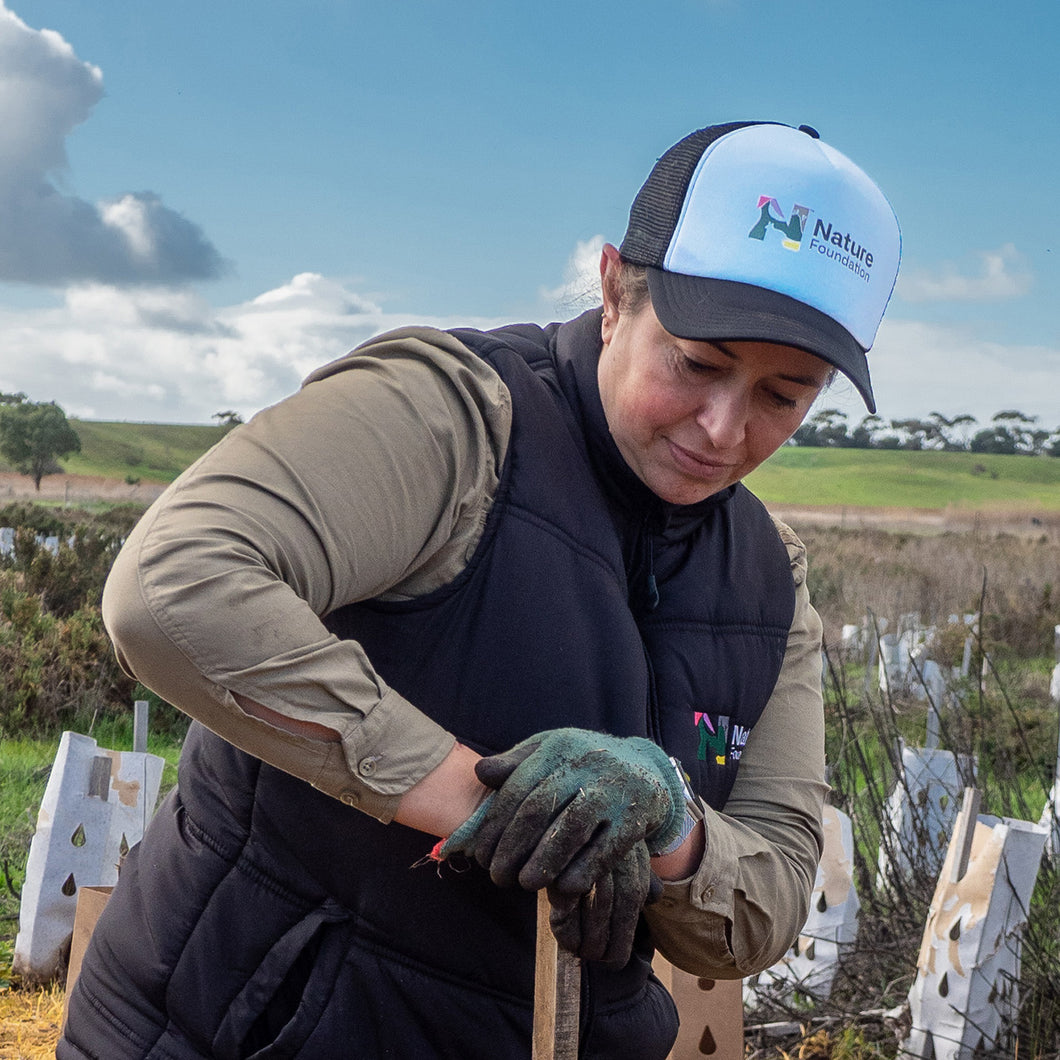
[0,244,1053,431]
[540,235,604,314]
[0,2,223,285]
[0,273,508,423]
[898,243,1032,303]
[819,316,1059,428]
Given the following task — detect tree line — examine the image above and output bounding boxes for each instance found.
[791,408,1060,455]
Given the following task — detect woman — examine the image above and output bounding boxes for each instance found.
[61,121,900,1059]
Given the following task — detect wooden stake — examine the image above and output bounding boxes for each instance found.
[951,787,982,884]
[533,890,580,1060]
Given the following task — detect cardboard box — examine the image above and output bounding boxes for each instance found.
[63,885,114,1023]
[653,954,744,1059]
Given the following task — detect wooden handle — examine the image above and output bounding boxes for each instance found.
[533,890,581,1060]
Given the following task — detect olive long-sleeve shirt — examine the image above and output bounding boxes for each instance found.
[102,325,827,977]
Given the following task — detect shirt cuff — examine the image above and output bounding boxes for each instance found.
[314,687,457,822]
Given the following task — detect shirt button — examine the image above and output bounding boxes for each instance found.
[358,756,380,777]
[339,791,357,806]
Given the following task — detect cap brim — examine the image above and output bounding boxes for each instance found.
[646,269,876,413]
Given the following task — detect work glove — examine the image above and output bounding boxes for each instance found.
[441,727,684,893]
[546,842,664,966]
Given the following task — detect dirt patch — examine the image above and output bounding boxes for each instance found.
[0,472,168,507]
[768,503,1060,541]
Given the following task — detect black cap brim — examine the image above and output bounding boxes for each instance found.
[646,268,877,414]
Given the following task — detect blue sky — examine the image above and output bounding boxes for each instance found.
[1,0,1057,428]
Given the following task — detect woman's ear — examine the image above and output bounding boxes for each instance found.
[600,243,622,341]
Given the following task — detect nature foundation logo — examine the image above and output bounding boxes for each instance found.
[695,712,751,765]
[748,196,810,251]
[749,194,877,282]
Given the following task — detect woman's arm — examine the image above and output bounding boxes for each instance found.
[103,327,510,824]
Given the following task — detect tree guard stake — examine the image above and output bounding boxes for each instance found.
[533,890,580,1060]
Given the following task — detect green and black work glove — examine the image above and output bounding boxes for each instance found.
[545,842,664,966]
[441,727,685,893]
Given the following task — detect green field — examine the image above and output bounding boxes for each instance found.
[41,419,1060,513]
[746,445,1060,510]
[59,419,230,483]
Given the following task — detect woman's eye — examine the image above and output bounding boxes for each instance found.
[767,390,799,410]
[682,356,717,375]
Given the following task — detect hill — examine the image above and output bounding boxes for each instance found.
[61,419,230,483]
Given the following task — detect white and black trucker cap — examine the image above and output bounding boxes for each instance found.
[619,122,901,412]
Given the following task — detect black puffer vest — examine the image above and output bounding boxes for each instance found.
[61,311,794,1060]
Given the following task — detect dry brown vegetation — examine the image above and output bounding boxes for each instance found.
[746,513,1060,1058]
[793,518,1060,659]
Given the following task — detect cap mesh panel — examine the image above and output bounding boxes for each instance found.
[619,122,763,266]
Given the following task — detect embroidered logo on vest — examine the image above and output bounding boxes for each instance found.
[695,713,751,765]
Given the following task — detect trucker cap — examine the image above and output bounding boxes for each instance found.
[619,122,901,413]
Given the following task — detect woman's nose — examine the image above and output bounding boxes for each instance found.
[697,386,749,449]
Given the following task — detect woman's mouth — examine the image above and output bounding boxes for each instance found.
[666,439,735,480]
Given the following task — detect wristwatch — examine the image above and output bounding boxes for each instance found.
[656,756,704,856]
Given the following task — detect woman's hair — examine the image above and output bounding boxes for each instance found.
[606,257,651,315]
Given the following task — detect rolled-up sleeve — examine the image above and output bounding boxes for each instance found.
[102,327,511,822]
[643,519,828,977]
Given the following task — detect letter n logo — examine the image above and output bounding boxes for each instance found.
[748,197,810,251]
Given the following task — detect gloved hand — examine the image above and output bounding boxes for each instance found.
[547,843,664,966]
[440,728,684,893]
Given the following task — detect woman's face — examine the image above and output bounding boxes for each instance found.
[598,262,830,506]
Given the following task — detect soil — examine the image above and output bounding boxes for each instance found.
[767,503,1060,541]
[0,471,168,507]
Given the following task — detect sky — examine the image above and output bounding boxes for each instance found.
[0,0,1057,429]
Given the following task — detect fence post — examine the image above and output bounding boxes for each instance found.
[133,699,149,754]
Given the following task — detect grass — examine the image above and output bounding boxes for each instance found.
[58,419,230,484]
[3,431,1060,1056]
[746,447,1060,511]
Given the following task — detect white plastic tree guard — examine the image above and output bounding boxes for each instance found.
[1038,626,1060,857]
[877,742,976,896]
[746,804,859,1006]
[902,792,1048,1059]
[13,730,164,982]
[1040,662,1060,858]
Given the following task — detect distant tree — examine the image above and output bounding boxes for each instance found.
[0,399,82,490]
[926,411,973,450]
[888,418,931,450]
[791,408,852,447]
[1,391,27,405]
[213,410,244,428]
[971,409,1042,455]
[849,414,885,449]
[947,413,979,450]
[970,427,1018,455]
